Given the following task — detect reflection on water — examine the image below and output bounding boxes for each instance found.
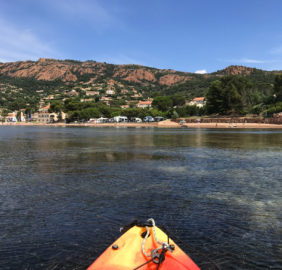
[0,126,281,269]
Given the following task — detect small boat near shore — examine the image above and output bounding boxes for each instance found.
[88,219,200,270]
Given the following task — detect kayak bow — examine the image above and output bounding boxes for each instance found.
[88,219,200,270]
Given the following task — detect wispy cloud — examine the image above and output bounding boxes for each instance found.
[0,18,59,62]
[218,58,278,64]
[238,58,265,64]
[195,69,207,74]
[45,0,119,29]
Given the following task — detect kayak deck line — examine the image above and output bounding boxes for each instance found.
[87,218,200,270]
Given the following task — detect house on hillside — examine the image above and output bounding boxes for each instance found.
[86,91,99,96]
[106,89,115,96]
[80,98,95,102]
[121,89,129,94]
[44,95,54,101]
[136,100,152,108]
[66,90,79,97]
[100,96,112,105]
[132,94,142,99]
[188,97,206,108]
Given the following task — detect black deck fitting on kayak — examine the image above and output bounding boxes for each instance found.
[141,231,151,238]
[120,220,153,234]
[112,244,119,250]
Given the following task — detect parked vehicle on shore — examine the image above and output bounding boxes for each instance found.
[88,117,108,123]
[143,116,154,122]
[154,116,165,122]
[108,118,115,123]
[131,117,142,123]
[113,116,128,122]
[97,117,108,123]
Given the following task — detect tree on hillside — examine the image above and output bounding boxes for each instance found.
[226,82,244,113]
[16,111,21,122]
[152,96,173,112]
[80,107,100,120]
[274,74,282,102]
[170,94,186,107]
[97,105,112,118]
[0,109,9,118]
[7,98,26,111]
[109,99,126,107]
[122,108,140,118]
[206,80,226,114]
[49,101,63,113]
[149,108,166,117]
[49,101,64,121]
[64,98,82,112]
[230,76,260,108]
[25,106,36,119]
[205,76,258,115]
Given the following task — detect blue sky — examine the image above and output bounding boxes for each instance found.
[1,0,282,73]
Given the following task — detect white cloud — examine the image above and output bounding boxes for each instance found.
[0,18,59,62]
[195,69,207,74]
[218,58,278,64]
[238,58,265,64]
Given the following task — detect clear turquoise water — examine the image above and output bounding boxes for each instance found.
[0,126,281,269]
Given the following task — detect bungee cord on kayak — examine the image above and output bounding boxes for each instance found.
[142,218,174,259]
[133,218,175,269]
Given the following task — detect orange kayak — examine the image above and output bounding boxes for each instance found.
[88,219,200,270]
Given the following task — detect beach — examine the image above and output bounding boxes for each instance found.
[1,119,282,129]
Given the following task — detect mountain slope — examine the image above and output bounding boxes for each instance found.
[0,58,281,112]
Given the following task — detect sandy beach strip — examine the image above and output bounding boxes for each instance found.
[1,120,282,129]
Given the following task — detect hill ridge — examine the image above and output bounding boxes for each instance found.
[0,58,281,114]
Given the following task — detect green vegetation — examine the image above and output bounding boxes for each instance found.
[55,93,203,122]
[0,74,64,112]
[152,96,173,111]
[0,60,281,119]
[49,100,63,113]
[205,75,276,115]
[261,74,282,116]
[274,74,282,102]
[163,75,213,98]
[206,76,244,114]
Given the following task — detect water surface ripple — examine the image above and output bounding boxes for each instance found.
[0,126,281,269]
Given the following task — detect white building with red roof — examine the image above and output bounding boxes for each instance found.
[136,100,152,108]
[188,97,206,108]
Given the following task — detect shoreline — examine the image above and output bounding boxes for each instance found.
[1,120,282,129]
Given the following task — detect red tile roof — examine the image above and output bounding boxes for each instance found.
[193,97,205,101]
[138,101,152,105]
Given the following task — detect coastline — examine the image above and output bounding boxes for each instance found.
[1,119,282,129]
